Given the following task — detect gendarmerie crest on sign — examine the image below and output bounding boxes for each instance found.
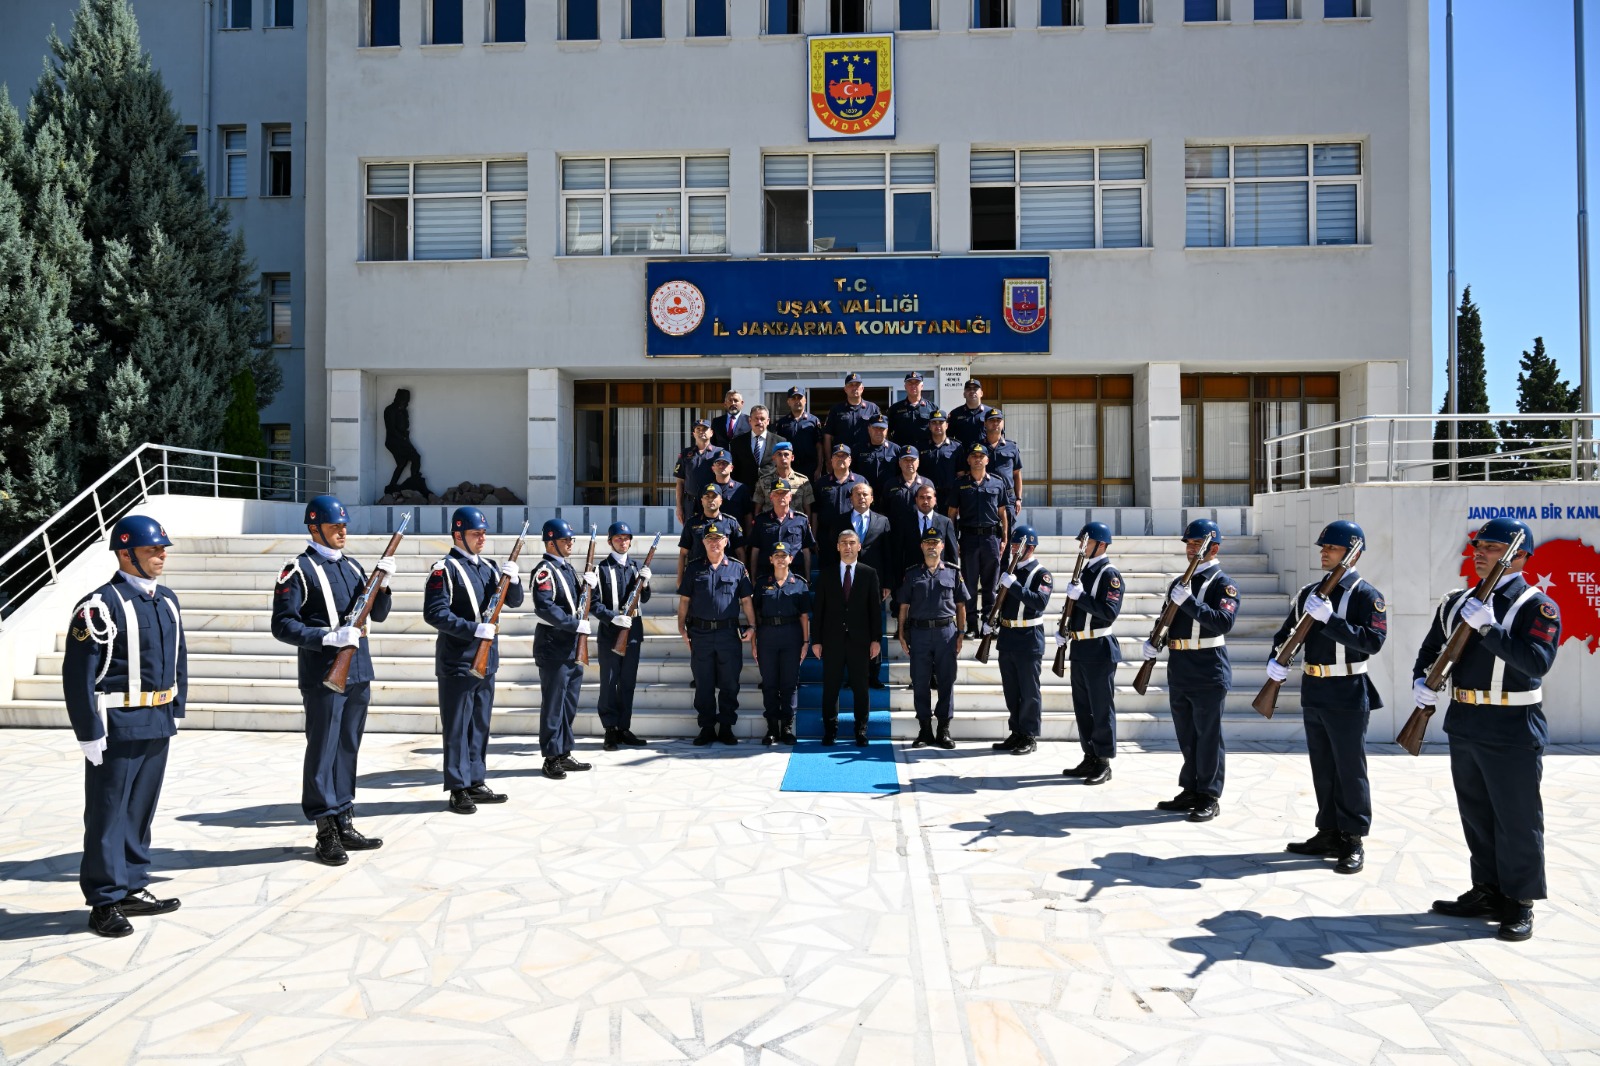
[649,280,706,337]
[1002,279,1047,335]
[808,34,895,141]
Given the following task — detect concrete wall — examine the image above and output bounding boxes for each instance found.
[367,371,530,496]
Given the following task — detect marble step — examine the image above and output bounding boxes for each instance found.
[166,533,1268,554]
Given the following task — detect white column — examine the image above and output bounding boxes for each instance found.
[730,366,764,410]
[937,142,970,254]
[729,142,762,257]
[1135,362,1182,511]
[327,369,365,504]
[527,369,562,508]
[1340,360,1405,481]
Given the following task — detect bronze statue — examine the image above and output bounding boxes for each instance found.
[383,389,430,495]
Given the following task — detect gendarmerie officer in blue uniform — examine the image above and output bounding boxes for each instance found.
[593,521,652,751]
[271,495,395,865]
[855,416,903,504]
[897,528,969,750]
[1271,520,1388,874]
[1058,522,1124,786]
[823,371,883,455]
[921,411,964,512]
[753,540,811,746]
[530,519,595,781]
[949,443,1012,636]
[1417,518,1561,942]
[812,445,869,564]
[749,479,815,578]
[946,378,995,452]
[775,387,824,481]
[981,410,1024,518]
[1147,519,1240,823]
[64,516,186,937]
[423,506,522,815]
[988,525,1053,756]
[677,525,757,746]
[678,484,745,573]
[886,370,935,449]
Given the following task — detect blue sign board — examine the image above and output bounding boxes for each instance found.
[645,256,1052,357]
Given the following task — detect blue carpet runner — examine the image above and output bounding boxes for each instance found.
[778,647,899,794]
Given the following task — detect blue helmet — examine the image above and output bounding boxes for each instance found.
[304,494,348,526]
[1473,517,1535,555]
[1182,518,1222,543]
[1009,524,1038,547]
[451,506,489,534]
[542,518,575,543]
[608,521,633,538]
[1079,521,1113,546]
[1316,520,1364,550]
[109,514,171,552]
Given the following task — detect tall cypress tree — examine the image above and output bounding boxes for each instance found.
[1434,286,1499,479]
[1497,337,1580,480]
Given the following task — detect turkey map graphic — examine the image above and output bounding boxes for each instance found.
[1458,536,1600,652]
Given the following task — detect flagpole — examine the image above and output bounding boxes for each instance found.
[1447,0,1459,480]
[1578,0,1595,476]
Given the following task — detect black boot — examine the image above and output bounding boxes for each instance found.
[779,721,798,745]
[693,726,717,746]
[1498,900,1535,942]
[1187,796,1221,822]
[87,903,133,938]
[336,812,383,850]
[1010,735,1037,755]
[542,756,567,780]
[1083,758,1113,786]
[718,725,738,746]
[118,888,181,916]
[558,754,593,771]
[1333,833,1365,874]
[992,733,1020,751]
[934,721,956,749]
[467,784,507,804]
[603,728,620,751]
[854,720,869,746]
[1062,756,1096,778]
[911,723,933,748]
[762,725,777,746]
[449,789,478,814]
[1431,884,1507,919]
[314,816,349,866]
[822,718,838,746]
[619,729,648,746]
[1286,828,1339,856]
[1156,789,1199,812]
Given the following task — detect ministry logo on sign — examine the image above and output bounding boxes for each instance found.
[1002,279,1048,334]
[808,34,895,140]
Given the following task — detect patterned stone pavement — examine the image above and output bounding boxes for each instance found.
[1,728,1598,1065]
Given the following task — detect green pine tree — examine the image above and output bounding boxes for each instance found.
[1434,286,1499,479]
[1497,336,1580,480]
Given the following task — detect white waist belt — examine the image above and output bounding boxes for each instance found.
[1000,617,1044,628]
[1168,637,1225,651]
[1303,662,1368,677]
[1070,627,1113,640]
[1452,687,1541,706]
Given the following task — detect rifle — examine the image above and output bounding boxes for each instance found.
[1252,539,1364,719]
[574,526,598,667]
[1050,538,1089,678]
[1396,530,1525,755]
[974,544,1018,665]
[611,533,662,656]
[1131,532,1214,695]
[323,512,411,693]
[469,519,530,680]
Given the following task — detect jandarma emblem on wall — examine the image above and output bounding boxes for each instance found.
[649,280,706,336]
[1002,278,1048,334]
[808,34,895,140]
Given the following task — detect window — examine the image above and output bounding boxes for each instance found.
[264,275,292,346]
[492,0,526,40]
[565,0,599,39]
[264,425,293,495]
[1324,0,1360,16]
[767,0,801,33]
[969,147,1146,251]
[629,0,664,38]
[900,0,933,29]
[575,381,730,505]
[224,0,251,29]
[182,127,200,176]
[429,0,464,42]
[368,0,400,45]
[1106,0,1146,24]
[364,160,529,261]
[1184,0,1219,18]
[265,126,291,196]
[1254,0,1294,17]
[762,152,936,254]
[269,0,293,27]
[830,0,867,32]
[1185,142,1361,248]
[1181,373,1338,503]
[973,0,1010,27]
[971,377,1134,506]
[691,0,727,36]
[1040,0,1081,27]
[562,156,728,256]
[222,128,247,197]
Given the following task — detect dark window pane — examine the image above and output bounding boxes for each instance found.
[764,190,809,252]
[567,0,598,39]
[1184,0,1217,17]
[576,410,606,484]
[1040,0,1069,26]
[768,0,800,32]
[433,0,463,42]
[893,192,933,252]
[900,0,932,29]
[1254,0,1289,17]
[272,0,293,27]
[367,198,408,260]
[814,190,885,253]
[231,0,252,27]
[1107,0,1141,23]
[694,0,727,35]
[370,0,400,45]
[1324,0,1356,14]
[495,0,526,40]
[970,187,1016,250]
[270,152,292,196]
[974,0,1008,27]
[631,0,663,36]
[831,0,866,31]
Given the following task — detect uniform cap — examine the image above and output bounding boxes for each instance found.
[900,446,920,459]
[920,527,945,543]
[985,409,1005,421]
[770,478,794,493]
[869,415,889,428]
[785,386,806,398]
[1079,521,1113,546]
[451,506,489,533]
[843,372,863,384]
[693,418,712,429]
[904,371,924,381]
[969,443,989,456]
[702,525,728,540]
[964,378,982,388]
[701,483,722,497]
[832,443,852,455]
[1010,524,1039,547]
[542,518,575,542]
[1315,519,1364,550]
[773,440,793,452]
[929,409,948,422]
[1182,518,1223,543]
[769,539,793,555]
[304,494,348,526]
[1472,517,1536,554]
[109,514,172,552]
[711,449,732,464]
[607,521,633,538]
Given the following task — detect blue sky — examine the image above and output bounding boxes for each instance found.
[1430,0,1596,410]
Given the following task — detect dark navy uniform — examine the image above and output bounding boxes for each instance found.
[679,557,754,730]
[825,399,882,454]
[593,551,650,734]
[886,396,935,449]
[531,552,586,758]
[751,510,816,575]
[679,514,744,565]
[920,437,964,511]
[673,445,718,513]
[1415,575,1560,903]
[774,411,824,479]
[64,574,187,909]
[1066,557,1124,761]
[694,478,753,525]
[982,437,1023,507]
[1164,562,1240,800]
[272,546,393,820]
[899,562,970,725]
[996,559,1053,740]
[755,571,810,732]
[951,472,1012,624]
[947,403,995,451]
[813,470,869,555]
[423,548,524,792]
[855,440,902,500]
[1271,572,1387,837]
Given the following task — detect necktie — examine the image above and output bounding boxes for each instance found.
[854,513,865,540]
[753,437,762,465]
[921,516,929,536]
[843,565,853,599]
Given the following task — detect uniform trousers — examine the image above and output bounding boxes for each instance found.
[756,626,803,726]
[536,658,583,757]
[960,533,1002,627]
[1449,730,1547,901]
[301,682,370,820]
[821,639,871,725]
[598,620,643,731]
[439,673,495,792]
[1070,655,1118,759]
[997,629,1044,738]
[1169,683,1227,800]
[689,628,742,728]
[81,737,169,907]
[907,625,958,723]
[1302,677,1372,836]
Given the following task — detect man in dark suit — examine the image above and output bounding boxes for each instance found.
[711,389,749,449]
[811,529,883,746]
[730,405,786,487]
[896,483,960,591]
[832,483,893,686]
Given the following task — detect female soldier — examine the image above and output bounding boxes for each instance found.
[752,540,810,746]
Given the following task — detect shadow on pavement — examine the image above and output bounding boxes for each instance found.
[1057,850,1329,900]
[177,800,442,828]
[0,909,87,942]
[950,808,1184,843]
[1170,908,1499,976]
[909,773,1080,794]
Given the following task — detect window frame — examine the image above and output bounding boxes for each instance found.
[626,0,665,38]
[268,0,293,28]
[1183,0,1223,21]
[221,127,248,198]
[264,125,292,197]
[1105,0,1149,25]
[765,0,803,34]
[976,376,1136,507]
[427,0,466,43]
[968,146,1149,252]
[1184,141,1364,249]
[898,0,937,30]
[182,127,200,177]
[829,0,869,33]
[1253,0,1299,19]
[573,380,731,506]
[489,0,527,41]
[1180,373,1340,503]
[364,0,401,46]
[222,0,253,30]
[689,0,729,36]
[972,0,1011,29]
[1039,0,1082,28]
[760,151,938,256]
[264,274,292,347]
[362,159,530,263]
[563,0,601,40]
[560,154,731,258]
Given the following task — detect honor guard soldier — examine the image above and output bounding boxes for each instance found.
[813,445,870,562]
[673,419,717,525]
[775,386,825,481]
[679,485,745,573]
[921,411,964,511]
[677,526,757,745]
[751,479,816,577]
[1271,520,1388,873]
[947,378,995,451]
[1059,522,1124,786]
[886,370,935,448]
[981,411,1024,516]
[1417,518,1560,942]
[423,506,523,814]
[1147,519,1239,823]
[64,516,186,937]
[950,443,1012,635]
[754,441,815,519]
[753,541,811,745]
[855,416,903,503]
[988,525,1053,755]
[897,528,969,749]
[271,495,395,866]
[824,371,883,455]
[530,519,595,780]
[593,523,652,751]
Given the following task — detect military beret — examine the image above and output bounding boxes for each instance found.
[773,440,793,452]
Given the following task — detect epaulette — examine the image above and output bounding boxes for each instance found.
[276,557,308,598]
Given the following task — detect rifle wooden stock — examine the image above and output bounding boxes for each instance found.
[974,545,1018,665]
[1396,531,1524,755]
[469,521,531,680]
[323,515,410,693]
[575,527,598,667]
[1131,534,1214,695]
[611,534,662,657]
[1050,545,1089,678]
[1251,541,1364,719]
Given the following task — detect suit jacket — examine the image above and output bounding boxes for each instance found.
[824,509,891,573]
[812,561,884,649]
[711,411,751,449]
[894,511,961,583]
[730,429,786,487]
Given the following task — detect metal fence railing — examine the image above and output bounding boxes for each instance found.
[1263,413,1600,492]
[0,443,335,626]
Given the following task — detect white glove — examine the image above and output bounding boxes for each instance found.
[80,737,107,766]
[576,619,592,636]
[321,626,361,648]
[1413,678,1439,707]
[1065,581,1084,601]
[474,622,497,640]
[500,560,520,584]
[1168,582,1191,606]
[999,572,1016,589]
[638,566,653,583]
[374,556,398,587]
[978,622,995,638]
[1142,640,1160,660]
[1266,660,1290,683]
[581,571,600,590]
[1459,597,1495,632]
[1304,592,1333,623]
[1054,631,1069,647]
